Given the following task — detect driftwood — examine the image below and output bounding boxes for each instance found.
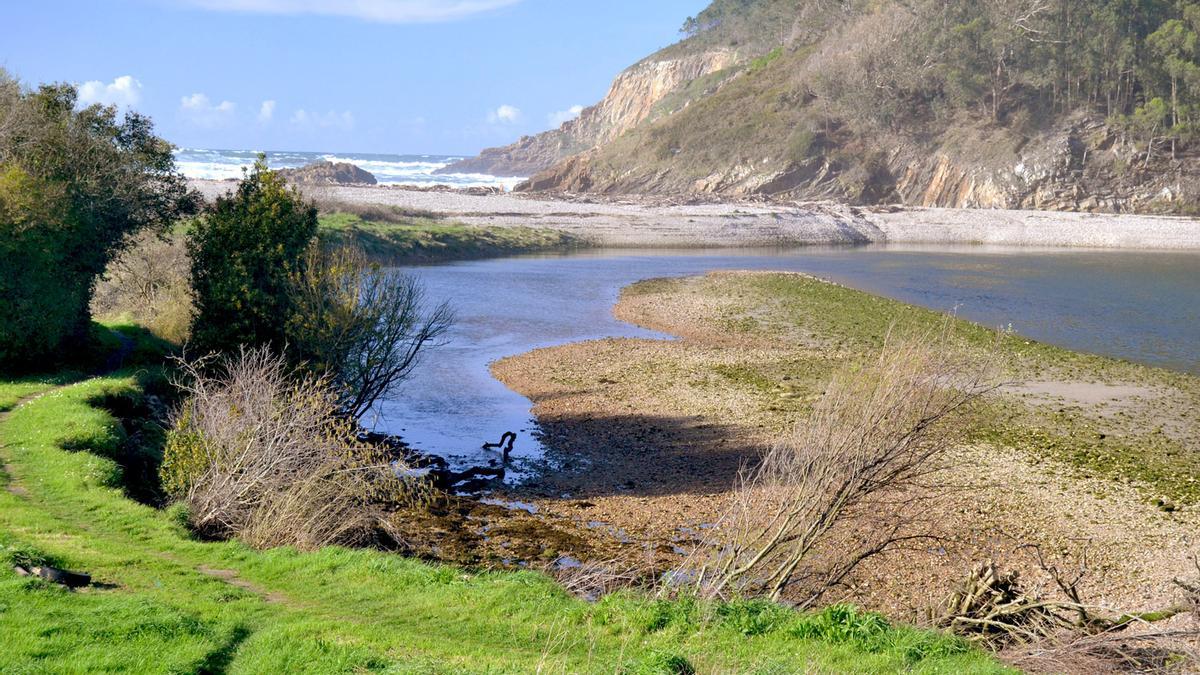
[13,564,91,588]
[358,431,507,493]
[939,549,1200,646]
[482,431,516,459]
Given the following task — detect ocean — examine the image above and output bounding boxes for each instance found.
[173,148,525,190]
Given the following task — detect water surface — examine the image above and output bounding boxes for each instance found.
[372,246,1200,477]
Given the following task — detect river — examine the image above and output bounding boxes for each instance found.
[371,245,1200,477]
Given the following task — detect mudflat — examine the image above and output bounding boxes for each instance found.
[491,271,1200,620]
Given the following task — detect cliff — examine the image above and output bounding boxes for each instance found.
[514,0,1200,214]
[439,49,742,177]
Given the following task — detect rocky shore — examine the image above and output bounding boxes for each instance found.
[189,179,1200,250]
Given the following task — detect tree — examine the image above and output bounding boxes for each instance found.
[0,72,197,370]
[287,245,453,420]
[188,164,452,421]
[1147,8,1200,156]
[188,158,318,355]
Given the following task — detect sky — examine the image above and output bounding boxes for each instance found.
[2,0,710,155]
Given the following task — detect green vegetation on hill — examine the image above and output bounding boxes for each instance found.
[318,212,586,264]
[528,0,1200,211]
[0,353,1004,673]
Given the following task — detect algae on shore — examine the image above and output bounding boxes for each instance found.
[492,270,1200,617]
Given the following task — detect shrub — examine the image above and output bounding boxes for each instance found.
[92,230,193,344]
[0,72,196,370]
[161,347,424,548]
[187,159,317,355]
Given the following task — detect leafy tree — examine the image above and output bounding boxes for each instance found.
[188,163,451,420]
[187,159,318,355]
[1147,8,1200,153]
[0,72,197,370]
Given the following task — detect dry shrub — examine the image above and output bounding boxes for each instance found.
[161,346,424,549]
[964,550,1200,672]
[552,556,657,602]
[689,325,997,605]
[92,229,193,343]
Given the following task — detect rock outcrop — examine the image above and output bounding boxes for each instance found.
[279,161,377,186]
[438,49,741,177]
[519,104,1199,214]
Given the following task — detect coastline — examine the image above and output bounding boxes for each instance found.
[191,179,1200,250]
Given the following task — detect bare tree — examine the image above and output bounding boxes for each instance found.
[688,325,998,606]
[288,245,454,420]
[91,229,193,343]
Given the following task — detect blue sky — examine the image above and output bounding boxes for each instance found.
[2,0,710,154]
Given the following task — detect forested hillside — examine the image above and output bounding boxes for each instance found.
[515,0,1200,212]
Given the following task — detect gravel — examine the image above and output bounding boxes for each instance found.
[190,179,1200,250]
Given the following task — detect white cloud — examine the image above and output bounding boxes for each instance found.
[77,75,142,108]
[258,99,277,123]
[174,0,522,23]
[180,93,236,127]
[290,108,355,131]
[548,104,584,127]
[488,104,521,124]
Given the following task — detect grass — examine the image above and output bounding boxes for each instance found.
[624,272,1200,504]
[0,361,1006,672]
[318,212,586,264]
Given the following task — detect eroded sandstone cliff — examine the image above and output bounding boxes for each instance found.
[438,49,742,177]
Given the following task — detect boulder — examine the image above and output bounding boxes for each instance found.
[279,161,377,186]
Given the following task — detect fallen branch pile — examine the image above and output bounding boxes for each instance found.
[939,550,1200,648]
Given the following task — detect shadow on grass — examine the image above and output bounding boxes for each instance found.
[81,369,178,508]
[196,624,252,675]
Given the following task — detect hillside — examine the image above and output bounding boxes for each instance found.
[435,1,792,177]
[497,0,1200,213]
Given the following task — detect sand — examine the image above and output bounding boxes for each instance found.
[190,179,1200,250]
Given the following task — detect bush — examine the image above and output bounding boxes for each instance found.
[92,230,193,344]
[161,347,425,548]
[0,72,196,370]
[691,326,996,605]
[187,159,317,355]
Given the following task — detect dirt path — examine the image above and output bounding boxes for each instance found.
[0,389,59,498]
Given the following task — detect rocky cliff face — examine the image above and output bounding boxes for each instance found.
[887,120,1197,212]
[439,49,741,177]
[521,115,1198,213]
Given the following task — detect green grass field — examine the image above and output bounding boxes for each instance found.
[0,329,1006,673]
[318,212,586,264]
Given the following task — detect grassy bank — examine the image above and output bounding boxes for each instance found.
[0,341,1003,672]
[318,212,586,264]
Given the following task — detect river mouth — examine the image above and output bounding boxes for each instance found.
[370,245,1200,477]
